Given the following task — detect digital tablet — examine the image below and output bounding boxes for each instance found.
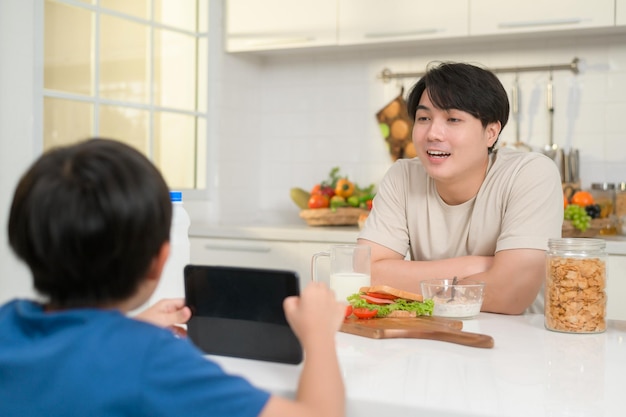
[184,264,303,365]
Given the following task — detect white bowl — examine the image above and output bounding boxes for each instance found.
[421,279,485,319]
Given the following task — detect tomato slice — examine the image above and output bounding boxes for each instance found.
[360,294,395,305]
[352,308,378,319]
[345,305,353,318]
[365,292,397,300]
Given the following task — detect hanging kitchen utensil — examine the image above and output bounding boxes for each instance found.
[569,149,580,184]
[542,71,558,160]
[555,148,565,182]
[511,73,531,152]
[376,87,414,161]
[563,149,571,183]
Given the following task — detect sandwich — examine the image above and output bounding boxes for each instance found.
[346,285,434,319]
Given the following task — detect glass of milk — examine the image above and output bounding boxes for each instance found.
[311,245,371,303]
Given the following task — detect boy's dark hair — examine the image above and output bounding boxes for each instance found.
[406,62,510,152]
[8,138,172,308]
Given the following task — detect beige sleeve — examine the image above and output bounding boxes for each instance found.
[496,154,564,252]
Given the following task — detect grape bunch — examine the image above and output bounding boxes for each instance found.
[564,204,591,232]
[585,204,601,219]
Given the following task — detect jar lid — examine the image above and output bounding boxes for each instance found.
[548,237,606,251]
[591,182,615,190]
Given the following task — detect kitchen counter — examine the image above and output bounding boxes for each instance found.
[209,313,626,417]
[190,222,626,254]
[190,222,361,243]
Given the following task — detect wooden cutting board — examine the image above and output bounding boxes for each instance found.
[341,317,494,349]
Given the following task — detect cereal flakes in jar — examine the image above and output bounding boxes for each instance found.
[545,238,607,334]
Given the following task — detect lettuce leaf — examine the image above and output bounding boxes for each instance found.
[347,293,434,317]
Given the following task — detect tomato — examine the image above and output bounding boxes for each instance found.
[360,294,395,305]
[352,308,378,319]
[366,199,373,210]
[345,305,353,318]
[310,184,335,198]
[308,194,329,209]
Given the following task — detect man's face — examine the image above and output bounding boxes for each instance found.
[412,91,500,186]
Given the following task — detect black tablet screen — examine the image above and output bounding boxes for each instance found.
[184,265,303,364]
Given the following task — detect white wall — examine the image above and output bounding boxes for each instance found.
[212,32,626,225]
[0,0,39,303]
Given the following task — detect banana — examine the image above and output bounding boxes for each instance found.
[290,187,311,210]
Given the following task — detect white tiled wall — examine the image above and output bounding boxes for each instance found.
[208,32,626,225]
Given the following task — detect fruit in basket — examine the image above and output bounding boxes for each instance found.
[308,194,330,209]
[347,195,360,207]
[311,183,335,199]
[335,178,355,198]
[290,187,311,210]
[330,195,348,210]
[292,167,377,227]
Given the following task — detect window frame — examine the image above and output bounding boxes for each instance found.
[38,0,210,195]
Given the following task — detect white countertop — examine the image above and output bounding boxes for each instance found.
[208,313,626,417]
[602,236,626,255]
[191,222,626,254]
[190,222,361,243]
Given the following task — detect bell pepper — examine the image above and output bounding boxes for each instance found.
[335,178,355,198]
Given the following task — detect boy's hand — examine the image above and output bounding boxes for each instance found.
[283,282,345,346]
[134,298,192,337]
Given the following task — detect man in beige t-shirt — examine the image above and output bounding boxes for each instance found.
[358,62,563,315]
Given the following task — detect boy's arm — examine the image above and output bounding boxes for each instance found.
[259,282,345,417]
[133,298,192,336]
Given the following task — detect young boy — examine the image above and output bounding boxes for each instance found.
[1,138,346,417]
[359,62,563,315]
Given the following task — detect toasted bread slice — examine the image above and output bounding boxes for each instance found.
[386,310,417,318]
[359,285,423,302]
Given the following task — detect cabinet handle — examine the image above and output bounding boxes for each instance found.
[364,28,439,39]
[202,244,271,253]
[498,18,584,29]
[228,34,316,47]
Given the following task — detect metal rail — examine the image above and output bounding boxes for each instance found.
[378,57,580,82]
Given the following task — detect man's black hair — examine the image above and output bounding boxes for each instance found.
[407,62,510,152]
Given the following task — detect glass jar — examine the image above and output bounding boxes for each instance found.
[590,182,617,235]
[590,182,615,218]
[617,183,626,235]
[616,182,626,218]
[545,238,607,334]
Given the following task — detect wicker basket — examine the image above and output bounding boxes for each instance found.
[299,207,369,226]
[561,218,611,238]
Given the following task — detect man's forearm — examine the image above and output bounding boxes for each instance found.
[371,256,493,294]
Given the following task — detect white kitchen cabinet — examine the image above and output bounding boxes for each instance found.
[617,0,626,26]
[607,254,626,320]
[469,0,615,36]
[190,236,301,274]
[190,236,354,291]
[224,0,337,52]
[338,0,468,45]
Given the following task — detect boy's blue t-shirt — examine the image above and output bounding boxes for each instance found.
[0,300,271,417]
